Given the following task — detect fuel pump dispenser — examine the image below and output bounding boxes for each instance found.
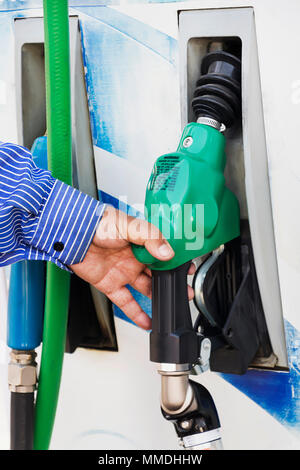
[132,49,269,449]
[4,2,281,449]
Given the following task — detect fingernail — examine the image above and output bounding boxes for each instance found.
[137,313,152,330]
[158,242,174,258]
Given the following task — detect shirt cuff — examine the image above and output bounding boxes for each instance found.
[29,180,106,266]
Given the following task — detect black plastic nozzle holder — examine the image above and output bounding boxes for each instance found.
[194,233,272,375]
[162,380,220,439]
[150,262,198,365]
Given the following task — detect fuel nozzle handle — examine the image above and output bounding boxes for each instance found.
[150,263,198,365]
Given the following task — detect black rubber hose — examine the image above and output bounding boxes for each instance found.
[192,51,241,128]
[10,392,34,450]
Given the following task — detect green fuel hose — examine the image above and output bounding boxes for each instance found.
[33,0,72,450]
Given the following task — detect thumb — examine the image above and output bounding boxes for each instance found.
[120,213,175,261]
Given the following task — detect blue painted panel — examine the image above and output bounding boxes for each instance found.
[221,320,300,432]
[79,6,177,156]
[98,189,143,218]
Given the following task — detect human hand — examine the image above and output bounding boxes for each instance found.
[70,205,195,330]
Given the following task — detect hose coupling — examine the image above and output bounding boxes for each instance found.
[160,377,222,450]
[8,350,37,393]
[196,116,223,131]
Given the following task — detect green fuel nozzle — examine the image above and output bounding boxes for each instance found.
[132,51,241,271]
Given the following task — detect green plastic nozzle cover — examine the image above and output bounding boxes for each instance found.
[132,122,240,270]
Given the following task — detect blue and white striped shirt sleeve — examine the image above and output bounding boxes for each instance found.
[0,142,106,271]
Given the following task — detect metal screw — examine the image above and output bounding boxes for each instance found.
[202,338,211,351]
[183,136,193,148]
[195,425,205,432]
[180,419,193,430]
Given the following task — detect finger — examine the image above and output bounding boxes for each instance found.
[144,267,152,277]
[188,284,194,301]
[109,286,152,330]
[145,237,174,261]
[188,262,196,276]
[97,264,135,294]
[131,272,152,299]
[118,215,174,261]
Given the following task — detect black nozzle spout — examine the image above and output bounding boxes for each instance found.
[150,263,198,365]
[192,51,241,128]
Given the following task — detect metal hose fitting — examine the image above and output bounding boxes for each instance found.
[157,364,197,416]
[8,349,37,393]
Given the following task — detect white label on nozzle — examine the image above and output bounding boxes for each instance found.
[183,428,222,449]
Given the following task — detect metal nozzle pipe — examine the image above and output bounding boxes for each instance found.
[158,364,197,416]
